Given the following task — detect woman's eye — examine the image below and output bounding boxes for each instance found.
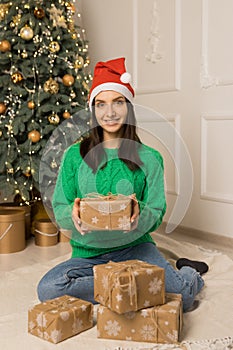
[114,100,125,106]
[96,102,105,109]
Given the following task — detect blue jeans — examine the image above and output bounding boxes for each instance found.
[37,242,204,312]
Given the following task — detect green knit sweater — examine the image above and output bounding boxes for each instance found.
[52,142,166,258]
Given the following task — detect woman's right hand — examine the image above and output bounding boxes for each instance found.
[72,198,88,235]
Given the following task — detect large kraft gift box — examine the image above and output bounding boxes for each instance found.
[94,259,165,314]
[97,293,183,344]
[28,295,93,343]
[80,194,132,231]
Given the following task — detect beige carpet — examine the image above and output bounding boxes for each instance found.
[0,232,233,350]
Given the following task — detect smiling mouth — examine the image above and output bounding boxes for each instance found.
[103,117,121,125]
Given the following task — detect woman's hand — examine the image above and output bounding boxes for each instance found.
[129,194,139,231]
[72,198,89,235]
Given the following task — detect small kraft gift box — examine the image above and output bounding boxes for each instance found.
[94,259,165,314]
[28,295,93,343]
[80,193,132,231]
[97,293,183,344]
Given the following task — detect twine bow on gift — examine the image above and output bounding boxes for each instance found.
[102,261,153,311]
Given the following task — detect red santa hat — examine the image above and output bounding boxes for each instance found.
[89,57,134,110]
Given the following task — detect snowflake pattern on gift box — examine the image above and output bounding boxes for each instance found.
[50,328,63,343]
[72,318,83,334]
[166,329,178,342]
[28,320,35,331]
[118,216,130,230]
[91,216,99,224]
[148,277,162,294]
[36,312,47,327]
[102,274,109,290]
[98,202,109,215]
[104,320,121,336]
[60,311,70,321]
[140,324,157,341]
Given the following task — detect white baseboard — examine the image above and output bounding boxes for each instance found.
[157,222,233,251]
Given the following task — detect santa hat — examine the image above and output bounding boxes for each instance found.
[89,57,134,110]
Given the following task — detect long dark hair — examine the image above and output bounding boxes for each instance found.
[80,100,143,173]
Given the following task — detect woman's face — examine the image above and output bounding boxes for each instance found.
[94,90,128,140]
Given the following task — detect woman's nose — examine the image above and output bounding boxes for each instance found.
[105,103,116,116]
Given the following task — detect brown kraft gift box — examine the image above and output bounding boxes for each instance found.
[28,295,93,343]
[97,293,183,344]
[80,194,132,231]
[94,259,165,314]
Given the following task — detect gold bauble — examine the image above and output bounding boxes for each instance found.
[24,167,31,177]
[43,77,59,94]
[48,41,60,53]
[0,102,7,114]
[48,113,60,125]
[20,25,34,41]
[63,111,71,119]
[34,7,45,19]
[74,56,84,69]
[28,130,41,143]
[0,130,2,137]
[27,101,35,109]
[0,40,11,52]
[11,72,23,84]
[62,74,75,86]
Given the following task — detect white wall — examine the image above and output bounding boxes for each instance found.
[78,0,233,239]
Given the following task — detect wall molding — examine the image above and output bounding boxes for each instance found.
[158,222,233,256]
[137,111,181,196]
[201,114,233,204]
[201,0,233,88]
[133,0,181,94]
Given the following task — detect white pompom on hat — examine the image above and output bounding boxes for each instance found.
[89,57,134,110]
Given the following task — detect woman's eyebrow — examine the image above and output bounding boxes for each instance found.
[95,96,125,103]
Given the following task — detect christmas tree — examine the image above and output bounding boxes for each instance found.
[0,0,91,204]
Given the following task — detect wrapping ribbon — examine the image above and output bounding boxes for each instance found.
[83,192,130,201]
[0,224,13,241]
[103,261,154,311]
[38,297,86,339]
[150,301,181,344]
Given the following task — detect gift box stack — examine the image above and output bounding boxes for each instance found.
[80,194,132,231]
[28,295,93,344]
[94,259,183,344]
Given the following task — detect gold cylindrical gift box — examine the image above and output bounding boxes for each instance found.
[34,219,59,246]
[0,203,31,239]
[0,209,26,254]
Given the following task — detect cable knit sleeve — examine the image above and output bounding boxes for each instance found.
[52,144,81,230]
[136,146,166,234]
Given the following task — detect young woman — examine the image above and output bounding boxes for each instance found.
[37,57,208,311]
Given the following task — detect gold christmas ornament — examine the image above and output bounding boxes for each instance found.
[28,130,41,143]
[0,40,11,52]
[24,167,31,177]
[0,3,11,21]
[63,111,71,119]
[74,56,84,69]
[0,130,2,137]
[34,7,45,19]
[48,113,60,125]
[0,102,7,114]
[62,74,75,86]
[20,25,34,41]
[48,41,60,53]
[12,14,21,25]
[43,77,59,94]
[11,72,24,84]
[27,101,35,109]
